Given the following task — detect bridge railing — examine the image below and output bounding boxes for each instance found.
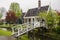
[11,23,34,36]
[11,22,47,37]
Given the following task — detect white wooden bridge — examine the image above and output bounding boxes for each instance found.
[11,22,47,37]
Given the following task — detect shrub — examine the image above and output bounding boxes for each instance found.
[52,26,60,34]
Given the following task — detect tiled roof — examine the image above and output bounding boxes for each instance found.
[25,5,49,17]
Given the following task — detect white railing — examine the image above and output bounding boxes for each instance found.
[11,22,46,37]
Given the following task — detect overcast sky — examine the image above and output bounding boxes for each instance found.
[0,0,60,12]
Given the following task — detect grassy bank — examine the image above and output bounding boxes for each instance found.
[18,34,29,40]
[0,29,12,36]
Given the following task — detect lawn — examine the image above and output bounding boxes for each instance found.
[18,34,29,40]
[0,24,14,28]
[0,29,12,36]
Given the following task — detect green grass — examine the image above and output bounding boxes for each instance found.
[0,24,13,28]
[18,34,29,40]
[0,29,12,36]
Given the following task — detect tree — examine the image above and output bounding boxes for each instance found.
[52,15,60,34]
[0,13,3,25]
[5,11,18,24]
[39,10,58,28]
[0,7,6,18]
[9,2,22,18]
[39,11,47,20]
[58,16,60,26]
[0,7,6,13]
[0,7,6,19]
[46,10,54,28]
[0,13,2,19]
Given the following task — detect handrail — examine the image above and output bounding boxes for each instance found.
[12,22,46,37]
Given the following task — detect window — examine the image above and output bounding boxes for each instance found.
[29,18,31,22]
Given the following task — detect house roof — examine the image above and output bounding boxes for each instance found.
[25,5,49,17]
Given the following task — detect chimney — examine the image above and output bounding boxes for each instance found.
[38,0,41,9]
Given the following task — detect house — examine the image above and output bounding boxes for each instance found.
[23,0,49,27]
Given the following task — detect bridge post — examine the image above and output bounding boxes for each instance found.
[27,23,28,31]
[12,27,14,34]
[18,28,20,36]
[21,25,22,31]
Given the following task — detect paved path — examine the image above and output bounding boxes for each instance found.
[0,36,16,40]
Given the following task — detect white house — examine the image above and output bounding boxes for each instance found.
[23,0,49,27]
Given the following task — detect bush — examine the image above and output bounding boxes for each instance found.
[52,26,60,34]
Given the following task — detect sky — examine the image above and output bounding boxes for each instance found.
[0,0,60,12]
